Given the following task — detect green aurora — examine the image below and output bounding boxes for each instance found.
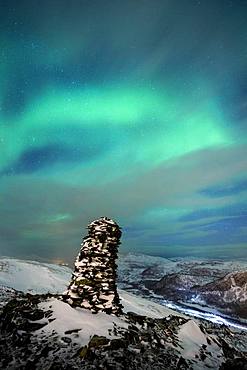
[0,0,247,261]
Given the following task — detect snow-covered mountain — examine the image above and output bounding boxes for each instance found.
[197,271,247,319]
[0,257,247,369]
[118,253,247,321]
[118,253,247,286]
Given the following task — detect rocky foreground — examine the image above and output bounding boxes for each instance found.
[0,288,247,370]
[0,257,247,369]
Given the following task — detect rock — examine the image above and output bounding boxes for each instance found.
[79,345,89,358]
[220,357,247,369]
[144,273,202,300]
[109,338,128,350]
[88,335,110,348]
[176,356,189,369]
[63,217,123,315]
[64,328,81,335]
[61,336,72,344]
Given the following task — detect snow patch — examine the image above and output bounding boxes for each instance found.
[37,298,127,346]
[120,290,182,318]
[178,320,224,369]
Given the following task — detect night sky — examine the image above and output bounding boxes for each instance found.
[1,0,247,262]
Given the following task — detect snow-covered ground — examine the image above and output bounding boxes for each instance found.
[0,256,246,331]
[1,254,246,295]
[37,298,128,346]
[34,295,226,369]
[0,258,71,293]
[36,292,182,348]
[0,257,179,318]
[0,257,247,369]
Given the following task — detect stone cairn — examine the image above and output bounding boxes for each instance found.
[64,217,123,315]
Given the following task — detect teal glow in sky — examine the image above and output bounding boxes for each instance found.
[0,0,247,261]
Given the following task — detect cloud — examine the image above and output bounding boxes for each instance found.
[1,144,246,260]
[199,177,247,198]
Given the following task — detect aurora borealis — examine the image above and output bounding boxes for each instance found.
[1,0,247,262]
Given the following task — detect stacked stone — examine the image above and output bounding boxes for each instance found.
[64,217,123,315]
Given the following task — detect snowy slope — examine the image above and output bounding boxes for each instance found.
[1,257,247,327]
[0,258,72,293]
[12,292,244,370]
[35,296,224,369]
[37,297,129,346]
[118,252,175,286]
[0,257,178,318]
[2,291,236,370]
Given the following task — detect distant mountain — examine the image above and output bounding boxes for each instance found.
[197,271,247,319]
[145,273,202,300]
[118,254,247,321]
[143,270,247,321]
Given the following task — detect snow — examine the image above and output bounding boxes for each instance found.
[120,290,182,318]
[118,253,247,286]
[0,258,71,294]
[0,257,182,319]
[165,300,247,331]
[118,253,175,284]
[0,255,246,370]
[178,320,208,356]
[1,257,246,332]
[34,291,182,349]
[34,295,222,370]
[178,320,224,369]
[0,285,18,309]
[37,298,128,346]
[222,273,247,303]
